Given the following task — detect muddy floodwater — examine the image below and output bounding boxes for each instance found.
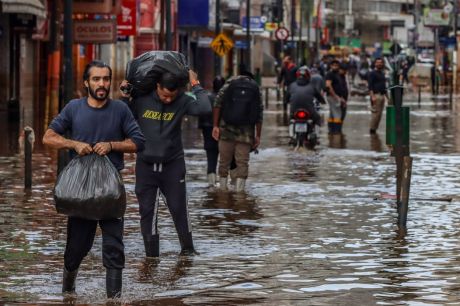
[1,92,460,305]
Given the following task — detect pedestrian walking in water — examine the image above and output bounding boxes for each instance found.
[338,63,349,124]
[42,60,145,298]
[121,68,211,258]
[198,76,226,186]
[212,71,263,192]
[277,55,298,111]
[368,58,388,134]
[325,59,346,134]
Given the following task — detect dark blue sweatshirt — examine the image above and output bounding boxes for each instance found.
[49,98,145,170]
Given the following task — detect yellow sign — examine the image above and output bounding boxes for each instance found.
[211,33,234,57]
[265,22,278,31]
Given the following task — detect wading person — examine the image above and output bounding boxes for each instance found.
[43,60,145,298]
[277,55,297,111]
[212,71,263,192]
[120,69,211,258]
[325,59,346,134]
[368,57,388,134]
[198,75,226,186]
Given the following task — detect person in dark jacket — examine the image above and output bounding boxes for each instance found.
[198,76,226,186]
[338,63,349,123]
[288,66,326,126]
[43,60,145,298]
[368,57,387,134]
[120,69,211,258]
[277,55,298,111]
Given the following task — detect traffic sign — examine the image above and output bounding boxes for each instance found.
[211,33,234,57]
[275,27,289,41]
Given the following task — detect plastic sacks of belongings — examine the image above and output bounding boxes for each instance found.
[54,154,126,220]
[125,51,189,98]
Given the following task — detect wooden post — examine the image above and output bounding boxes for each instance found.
[398,156,413,227]
[24,127,33,189]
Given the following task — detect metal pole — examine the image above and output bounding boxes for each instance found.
[298,0,303,65]
[62,0,73,108]
[165,0,172,50]
[291,0,295,60]
[246,0,251,72]
[214,0,221,77]
[24,127,33,189]
[453,0,458,98]
[398,156,413,227]
[58,0,73,174]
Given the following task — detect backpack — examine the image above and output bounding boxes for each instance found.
[221,77,261,125]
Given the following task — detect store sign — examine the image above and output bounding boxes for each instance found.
[241,16,265,31]
[74,19,117,44]
[423,8,450,27]
[117,0,137,36]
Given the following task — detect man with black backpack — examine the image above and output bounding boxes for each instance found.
[212,72,263,192]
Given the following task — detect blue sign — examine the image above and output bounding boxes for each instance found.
[241,16,265,30]
[235,41,248,49]
[178,0,209,27]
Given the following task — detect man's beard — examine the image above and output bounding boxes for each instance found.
[88,86,109,101]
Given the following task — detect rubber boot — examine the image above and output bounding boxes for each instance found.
[179,231,199,256]
[235,178,246,192]
[106,268,122,299]
[219,177,228,190]
[62,267,78,293]
[143,234,159,258]
[207,173,216,187]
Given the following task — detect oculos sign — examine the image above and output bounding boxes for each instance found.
[73,19,117,44]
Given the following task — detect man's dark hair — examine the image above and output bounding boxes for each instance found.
[330,59,340,66]
[374,57,384,63]
[158,72,187,91]
[83,60,112,81]
[213,75,225,93]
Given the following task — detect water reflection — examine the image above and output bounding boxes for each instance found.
[1,93,460,304]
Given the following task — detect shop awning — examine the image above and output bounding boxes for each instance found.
[1,0,46,18]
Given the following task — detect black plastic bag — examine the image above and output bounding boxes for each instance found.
[54,154,127,220]
[126,51,189,97]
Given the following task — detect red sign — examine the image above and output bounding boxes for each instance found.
[73,19,117,44]
[275,27,289,41]
[117,0,137,36]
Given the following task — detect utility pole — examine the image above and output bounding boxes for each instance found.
[214,0,221,77]
[298,0,303,65]
[453,0,458,96]
[277,0,284,60]
[246,0,251,72]
[291,0,295,60]
[58,0,74,173]
[165,0,172,50]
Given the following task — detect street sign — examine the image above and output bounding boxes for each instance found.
[265,22,278,31]
[211,33,234,57]
[241,16,265,31]
[275,27,289,41]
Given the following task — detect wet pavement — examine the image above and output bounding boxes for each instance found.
[2,90,460,305]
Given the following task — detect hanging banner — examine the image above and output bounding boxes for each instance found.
[117,0,137,36]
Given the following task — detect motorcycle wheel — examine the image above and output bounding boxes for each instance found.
[308,133,317,149]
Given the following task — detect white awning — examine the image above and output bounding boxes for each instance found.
[1,0,46,18]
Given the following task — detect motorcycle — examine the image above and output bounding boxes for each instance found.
[289,108,319,150]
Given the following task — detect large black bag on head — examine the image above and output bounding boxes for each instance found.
[126,51,189,97]
[54,154,126,220]
[222,77,262,126]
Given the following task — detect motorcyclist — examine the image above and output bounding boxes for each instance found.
[288,66,326,126]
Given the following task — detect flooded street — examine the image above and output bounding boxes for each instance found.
[2,91,460,305]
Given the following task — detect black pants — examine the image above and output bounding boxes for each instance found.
[202,127,219,174]
[64,217,124,271]
[135,157,192,241]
